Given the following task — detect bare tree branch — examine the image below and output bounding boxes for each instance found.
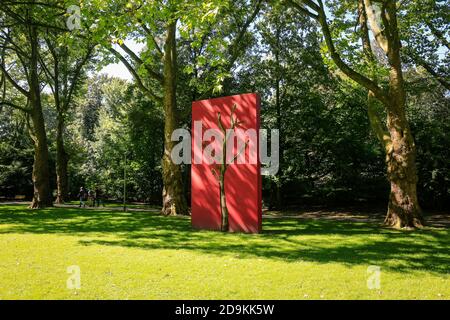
[285,0,318,19]
[64,45,96,110]
[0,62,30,97]
[0,100,31,113]
[109,46,162,102]
[413,55,450,90]
[119,42,164,83]
[363,0,389,53]
[311,0,389,104]
[426,21,450,50]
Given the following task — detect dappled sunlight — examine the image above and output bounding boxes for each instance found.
[1,204,449,276]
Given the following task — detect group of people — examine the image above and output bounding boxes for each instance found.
[78,187,104,208]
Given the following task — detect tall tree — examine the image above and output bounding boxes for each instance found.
[0,2,65,207]
[286,0,424,228]
[84,0,261,215]
[40,30,95,203]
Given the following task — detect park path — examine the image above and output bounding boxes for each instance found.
[1,201,448,228]
[0,201,160,213]
[56,203,161,213]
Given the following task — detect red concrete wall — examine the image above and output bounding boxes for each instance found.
[191,93,262,233]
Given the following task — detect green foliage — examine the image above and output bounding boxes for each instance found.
[406,70,450,208]
[0,109,33,198]
[234,5,386,206]
[68,75,164,202]
[399,0,449,87]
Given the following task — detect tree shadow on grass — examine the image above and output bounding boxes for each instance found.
[0,204,449,275]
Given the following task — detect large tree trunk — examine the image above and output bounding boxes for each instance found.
[383,1,423,228]
[55,116,69,204]
[384,107,423,228]
[357,0,423,228]
[29,105,52,208]
[28,25,52,208]
[161,22,189,216]
[298,0,425,229]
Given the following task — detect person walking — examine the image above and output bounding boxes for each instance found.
[95,187,104,207]
[78,187,87,208]
[88,189,95,207]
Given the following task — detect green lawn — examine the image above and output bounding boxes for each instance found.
[0,204,448,299]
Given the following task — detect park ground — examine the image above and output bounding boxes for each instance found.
[0,203,448,300]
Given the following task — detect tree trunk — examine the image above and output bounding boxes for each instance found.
[383,104,423,228]
[29,106,52,208]
[28,25,52,208]
[161,22,189,216]
[367,104,423,229]
[356,0,423,228]
[219,174,229,232]
[383,1,423,228]
[312,0,425,229]
[55,115,69,204]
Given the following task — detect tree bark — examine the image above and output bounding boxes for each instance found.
[384,106,423,228]
[28,25,52,208]
[161,21,189,216]
[55,115,69,203]
[382,1,423,228]
[29,104,53,208]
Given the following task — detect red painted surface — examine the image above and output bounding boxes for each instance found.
[191,93,262,233]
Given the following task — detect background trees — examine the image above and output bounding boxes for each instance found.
[0,0,448,228]
[0,107,34,199]
[400,0,449,90]
[40,30,95,203]
[235,3,387,208]
[69,76,164,202]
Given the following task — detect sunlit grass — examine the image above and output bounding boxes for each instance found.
[0,204,448,299]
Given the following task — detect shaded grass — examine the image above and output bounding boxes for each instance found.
[0,204,449,299]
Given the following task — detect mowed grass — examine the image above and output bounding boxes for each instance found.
[0,204,448,300]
